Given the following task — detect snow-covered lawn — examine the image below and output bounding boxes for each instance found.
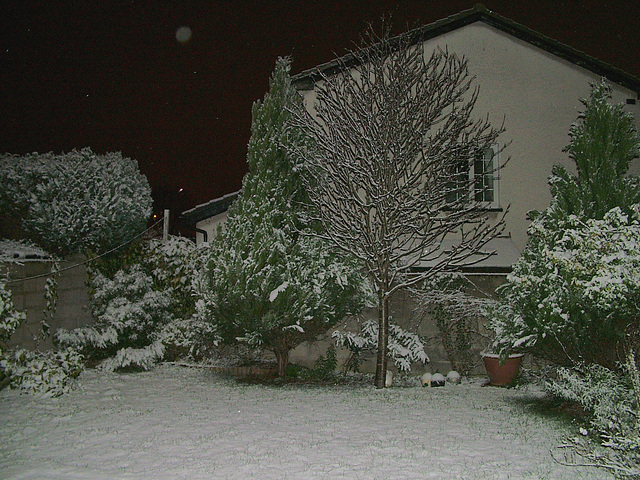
[1,365,602,480]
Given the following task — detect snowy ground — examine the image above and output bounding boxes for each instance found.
[1,365,603,480]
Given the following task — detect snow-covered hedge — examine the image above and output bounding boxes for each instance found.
[491,207,640,367]
[0,148,152,255]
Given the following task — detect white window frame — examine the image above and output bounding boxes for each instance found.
[445,144,501,209]
[473,144,500,209]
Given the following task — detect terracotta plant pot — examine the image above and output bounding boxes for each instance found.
[482,352,524,386]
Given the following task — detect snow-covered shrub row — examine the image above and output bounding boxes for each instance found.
[491,207,640,368]
[548,352,640,478]
[0,148,152,255]
[333,320,429,373]
[56,236,214,371]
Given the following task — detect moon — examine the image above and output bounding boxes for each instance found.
[175,26,192,44]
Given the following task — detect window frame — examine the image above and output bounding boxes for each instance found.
[445,144,501,210]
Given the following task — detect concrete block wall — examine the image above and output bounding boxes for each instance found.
[5,253,93,350]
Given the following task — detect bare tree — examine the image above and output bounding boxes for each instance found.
[289,27,507,388]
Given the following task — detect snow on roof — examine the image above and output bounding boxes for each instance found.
[0,239,52,263]
[181,190,241,224]
[292,4,640,95]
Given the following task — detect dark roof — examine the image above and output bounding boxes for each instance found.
[180,190,240,225]
[291,3,640,95]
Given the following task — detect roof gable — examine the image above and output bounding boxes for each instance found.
[292,3,640,95]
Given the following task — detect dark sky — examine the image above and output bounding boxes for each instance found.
[2,0,639,223]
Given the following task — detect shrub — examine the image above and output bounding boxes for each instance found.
[0,148,152,255]
[491,207,640,367]
[1,348,84,397]
[549,352,640,478]
[333,320,429,373]
[56,236,214,370]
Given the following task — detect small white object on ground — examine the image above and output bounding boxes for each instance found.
[431,373,446,387]
[447,370,461,384]
[385,370,393,387]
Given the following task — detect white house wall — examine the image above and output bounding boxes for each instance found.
[195,211,229,244]
[298,22,640,253]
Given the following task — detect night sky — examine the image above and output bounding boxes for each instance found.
[2,1,639,227]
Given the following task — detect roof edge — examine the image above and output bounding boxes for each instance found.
[291,3,640,95]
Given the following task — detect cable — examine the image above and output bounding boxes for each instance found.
[3,218,165,285]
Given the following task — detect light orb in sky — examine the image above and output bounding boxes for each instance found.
[176,26,192,44]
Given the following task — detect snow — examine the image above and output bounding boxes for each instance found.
[0,364,603,480]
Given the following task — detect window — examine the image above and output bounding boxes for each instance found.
[446,145,500,209]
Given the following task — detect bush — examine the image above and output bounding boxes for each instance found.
[333,320,429,373]
[549,352,640,478]
[1,348,83,397]
[56,236,215,370]
[0,148,152,255]
[491,207,640,367]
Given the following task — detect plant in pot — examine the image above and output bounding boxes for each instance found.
[482,302,527,386]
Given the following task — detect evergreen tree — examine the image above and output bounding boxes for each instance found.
[542,80,640,223]
[491,81,640,368]
[196,58,373,376]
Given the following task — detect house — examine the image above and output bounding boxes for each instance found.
[292,3,640,261]
[184,5,640,372]
[180,190,240,244]
[187,4,640,257]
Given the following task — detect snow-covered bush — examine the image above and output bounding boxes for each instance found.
[1,347,83,397]
[549,352,640,478]
[56,264,172,371]
[492,207,640,368]
[157,318,219,361]
[333,320,429,373]
[0,148,152,255]
[56,236,212,370]
[491,82,640,368]
[412,273,493,376]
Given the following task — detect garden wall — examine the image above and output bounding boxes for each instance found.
[5,254,93,350]
[289,274,508,376]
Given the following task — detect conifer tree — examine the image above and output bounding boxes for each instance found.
[491,80,640,368]
[197,58,373,376]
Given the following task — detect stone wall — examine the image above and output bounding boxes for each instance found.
[5,253,93,350]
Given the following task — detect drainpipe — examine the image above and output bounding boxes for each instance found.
[195,228,208,243]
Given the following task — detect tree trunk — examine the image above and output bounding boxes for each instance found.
[274,345,289,377]
[375,291,390,389]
